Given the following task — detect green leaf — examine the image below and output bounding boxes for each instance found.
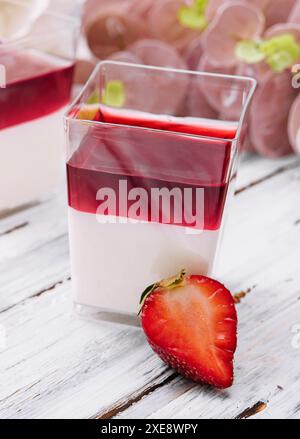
[178,7,207,30]
[261,34,300,73]
[139,283,156,305]
[235,34,300,73]
[235,40,265,64]
[267,51,295,73]
[178,0,208,31]
[159,269,187,289]
[260,34,296,56]
[138,283,156,316]
[102,80,125,108]
[87,89,100,105]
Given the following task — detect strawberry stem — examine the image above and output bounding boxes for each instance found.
[138,269,187,316]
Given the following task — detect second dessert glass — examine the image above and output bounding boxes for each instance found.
[0,0,79,211]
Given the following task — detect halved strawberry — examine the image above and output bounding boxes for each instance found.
[139,270,237,389]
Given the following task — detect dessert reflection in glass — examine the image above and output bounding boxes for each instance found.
[65,61,256,321]
[0,1,79,211]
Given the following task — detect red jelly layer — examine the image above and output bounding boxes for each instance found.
[0,51,74,130]
[67,108,236,230]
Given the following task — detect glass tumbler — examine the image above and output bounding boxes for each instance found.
[0,0,79,212]
[65,61,256,323]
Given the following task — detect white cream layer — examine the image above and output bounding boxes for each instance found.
[68,207,221,315]
[0,107,66,211]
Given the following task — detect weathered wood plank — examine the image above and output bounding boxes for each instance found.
[0,283,173,419]
[0,193,69,313]
[0,154,299,419]
[235,154,299,192]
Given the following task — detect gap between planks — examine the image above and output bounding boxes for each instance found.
[96,373,178,419]
[234,401,268,419]
[0,277,71,315]
[0,222,29,237]
[96,379,268,420]
[235,158,300,195]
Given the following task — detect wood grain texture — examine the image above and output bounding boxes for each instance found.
[117,157,300,419]
[0,154,299,419]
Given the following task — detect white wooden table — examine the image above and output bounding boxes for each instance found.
[0,153,300,419]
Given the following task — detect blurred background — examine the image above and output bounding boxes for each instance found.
[2,0,300,158]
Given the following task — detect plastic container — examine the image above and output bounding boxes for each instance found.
[0,0,79,211]
[65,61,256,323]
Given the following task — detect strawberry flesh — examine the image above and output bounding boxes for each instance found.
[140,272,237,389]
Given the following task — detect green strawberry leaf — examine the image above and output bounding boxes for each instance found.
[139,283,157,306]
[159,269,187,289]
[138,269,186,316]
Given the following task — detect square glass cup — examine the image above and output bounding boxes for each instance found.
[0,0,79,212]
[65,61,256,324]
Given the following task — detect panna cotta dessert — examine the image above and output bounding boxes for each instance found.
[0,50,75,210]
[0,1,78,211]
[66,105,237,316]
[65,61,256,319]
